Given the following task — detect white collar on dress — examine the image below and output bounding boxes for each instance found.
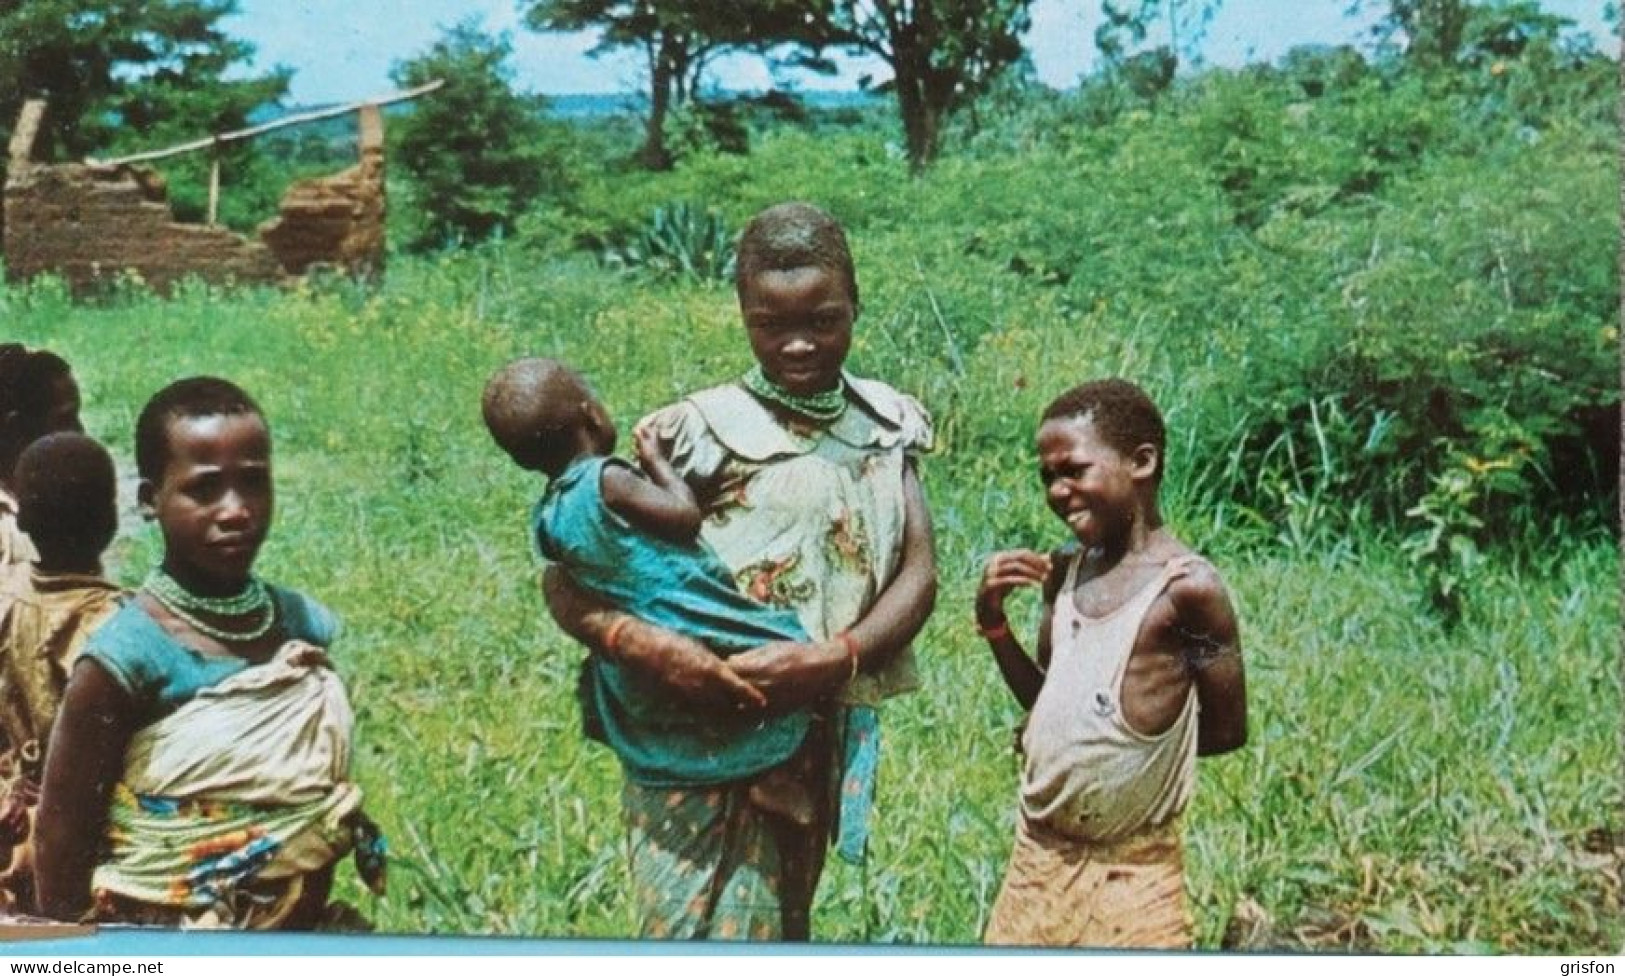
[685,371,907,462]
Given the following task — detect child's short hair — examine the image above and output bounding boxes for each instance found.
[1042,379,1167,481]
[135,377,264,483]
[481,358,590,472]
[0,344,76,470]
[16,432,118,563]
[735,202,859,309]
[0,345,72,425]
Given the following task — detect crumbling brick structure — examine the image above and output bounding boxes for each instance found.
[260,106,385,278]
[3,101,386,295]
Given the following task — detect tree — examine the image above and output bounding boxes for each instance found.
[815,0,1033,172]
[0,0,287,160]
[1093,0,1221,69]
[1358,0,1473,68]
[521,0,819,170]
[391,21,572,250]
[1352,0,1582,71]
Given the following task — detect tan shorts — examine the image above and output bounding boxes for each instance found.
[984,816,1190,949]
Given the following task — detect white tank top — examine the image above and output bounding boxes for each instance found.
[1019,554,1201,842]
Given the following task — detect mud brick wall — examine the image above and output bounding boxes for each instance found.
[4,100,388,295]
[3,161,286,293]
[260,105,386,277]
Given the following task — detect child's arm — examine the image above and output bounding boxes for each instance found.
[834,463,937,671]
[976,547,1055,710]
[600,424,703,545]
[1168,566,1247,756]
[35,659,139,920]
[541,566,767,710]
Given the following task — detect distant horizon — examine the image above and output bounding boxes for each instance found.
[229,1,1614,108]
[260,89,881,118]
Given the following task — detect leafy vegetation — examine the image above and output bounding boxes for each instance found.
[3,0,1617,953]
[520,0,827,169]
[388,22,575,250]
[602,202,737,282]
[0,0,288,161]
[813,0,1035,171]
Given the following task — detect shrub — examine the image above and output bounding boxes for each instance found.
[390,21,574,250]
[602,202,736,283]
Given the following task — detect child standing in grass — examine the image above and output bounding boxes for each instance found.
[0,433,125,914]
[0,345,84,569]
[482,357,817,821]
[542,202,938,941]
[976,379,1247,948]
[35,377,383,929]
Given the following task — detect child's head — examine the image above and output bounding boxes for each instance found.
[482,358,614,476]
[734,202,857,398]
[1037,379,1167,550]
[15,432,118,573]
[0,344,82,489]
[135,377,272,589]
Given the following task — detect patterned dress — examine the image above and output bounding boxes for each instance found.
[74,590,384,928]
[0,569,123,913]
[622,374,933,940]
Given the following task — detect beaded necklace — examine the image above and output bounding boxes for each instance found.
[739,366,847,422]
[143,569,277,643]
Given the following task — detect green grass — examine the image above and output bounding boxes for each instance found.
[9,248,1619,951]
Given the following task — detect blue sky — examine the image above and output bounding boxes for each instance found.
[225,0,1615,106]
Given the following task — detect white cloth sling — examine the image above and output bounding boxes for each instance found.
[93,640,362,910]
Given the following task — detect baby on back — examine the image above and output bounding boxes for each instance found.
[482,358,815,821]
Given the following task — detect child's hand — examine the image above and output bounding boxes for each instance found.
[728,640,845,710]
[630,621,768,710]
[632,421,672,477]
[976,549,1051,628]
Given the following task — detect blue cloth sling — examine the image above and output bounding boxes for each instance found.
[533,456,811,788]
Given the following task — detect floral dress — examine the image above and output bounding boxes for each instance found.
[617,373,933,940]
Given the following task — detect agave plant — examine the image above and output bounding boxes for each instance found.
[604,202,736,283]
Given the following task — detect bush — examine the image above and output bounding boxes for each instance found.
[662,100,751,159]
[390,21,574,250]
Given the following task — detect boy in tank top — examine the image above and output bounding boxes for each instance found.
[974,379,1248,948]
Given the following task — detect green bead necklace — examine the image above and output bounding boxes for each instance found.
[144,569,277,643]
[740,366,847,422]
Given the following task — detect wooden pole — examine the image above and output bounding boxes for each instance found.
[206,141,220,225]
[85,79,445,168]
[8,100,47,167]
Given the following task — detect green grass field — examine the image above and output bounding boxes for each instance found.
[10,249,1618,951]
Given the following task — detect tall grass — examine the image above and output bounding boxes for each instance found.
[10,247,1618,950]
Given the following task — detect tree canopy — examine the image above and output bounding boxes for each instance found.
[818,0,1033,171]
[521,0,823,169]
[0,0,287,160]
[391,21,572,250]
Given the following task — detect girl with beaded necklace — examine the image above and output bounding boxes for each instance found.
[36,377,382,929]
[543,201,938,940]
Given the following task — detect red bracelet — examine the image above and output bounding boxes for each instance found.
[603,615,632,654]
[976,617,1011,640]
[835,630,860,681]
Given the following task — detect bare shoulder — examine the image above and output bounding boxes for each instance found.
[1042,544,1077,604]
[597,457,641,503]
[1167,558,1239,644]
[596,457,654,517]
